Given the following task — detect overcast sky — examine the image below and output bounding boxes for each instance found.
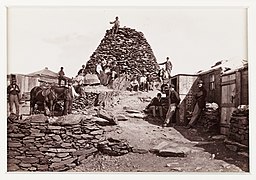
[7,7,247,77]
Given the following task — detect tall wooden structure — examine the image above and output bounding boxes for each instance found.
[220,65,248,135]
[170,74,198,125]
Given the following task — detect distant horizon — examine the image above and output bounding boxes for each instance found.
[7,7,247,78]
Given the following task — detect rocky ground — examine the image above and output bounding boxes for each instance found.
[16,89,249,173]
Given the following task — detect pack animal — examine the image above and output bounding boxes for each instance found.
[30,86,51,115]
[30,86,71,116]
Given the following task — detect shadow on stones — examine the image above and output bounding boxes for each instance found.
[143,115,164,127]
[174,125,249,172]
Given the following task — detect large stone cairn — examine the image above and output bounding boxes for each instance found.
[7,114,131,172]
[85,27,159,75]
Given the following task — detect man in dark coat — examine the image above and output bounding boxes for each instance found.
[146,93,163,118]
[77,65,86,76]
[58,67,66,86]
[163,84,180,127]
[186,80,207,129]
[7,77,20,119]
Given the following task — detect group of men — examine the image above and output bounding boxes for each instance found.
[95,60,119,85]
[146,79,207,129]
[129,73,154,92]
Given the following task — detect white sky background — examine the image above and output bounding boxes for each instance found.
[7,7,247,77]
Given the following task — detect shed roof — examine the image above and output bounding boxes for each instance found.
[197,59,246,75]
[27,67,58,77]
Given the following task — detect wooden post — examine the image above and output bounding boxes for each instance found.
[235,71,241,107]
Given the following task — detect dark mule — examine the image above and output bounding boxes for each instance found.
[30,85,72,117]
[46,85,72,116]
[30,86,45,115]
[30,86,59,116]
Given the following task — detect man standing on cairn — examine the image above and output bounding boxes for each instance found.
[110,16,120,35]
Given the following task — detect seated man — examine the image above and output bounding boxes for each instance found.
[145,93,163,118]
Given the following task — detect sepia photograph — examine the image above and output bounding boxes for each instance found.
[2,0,256,177]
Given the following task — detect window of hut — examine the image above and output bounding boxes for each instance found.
[210,74,215,90]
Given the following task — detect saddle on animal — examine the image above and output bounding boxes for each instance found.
[41,88,51,97]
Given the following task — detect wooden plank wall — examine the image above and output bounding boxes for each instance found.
[220,66,248,135]
[241,68,248,105]
[199,68,222,105]
[172,75,198,125]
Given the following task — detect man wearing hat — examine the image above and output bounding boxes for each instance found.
[163,84,180,127]
[158,57,173,79]
[58,67,67,86]
[186,80,207,129]
[7,77,20,119]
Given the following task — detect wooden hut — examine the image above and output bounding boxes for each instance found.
[197,67,222,105]
[220,64,248,135]
[27,67,59,85]
[196,61,248,135]
[170,74,198,125]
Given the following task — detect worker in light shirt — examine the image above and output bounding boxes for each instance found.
[139,74,147,92]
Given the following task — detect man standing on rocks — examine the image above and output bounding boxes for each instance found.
[110,16,120,35]
[163,84,180,127]
[96,61,103,75]
[139,73,147,92]
[159,57,173,79]
[64,80,79,115]
[77,65,86,76]
[186,80,207,129]
[58,67,67,86]
[7,76,20,119]
[111,61,119,81]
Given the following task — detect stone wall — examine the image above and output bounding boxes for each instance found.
[200,105,220,133]
[72,89,120,111]
[7,114,131,172]
[228,108,249,146]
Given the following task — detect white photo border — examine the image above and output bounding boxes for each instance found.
[1,0,256,180]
